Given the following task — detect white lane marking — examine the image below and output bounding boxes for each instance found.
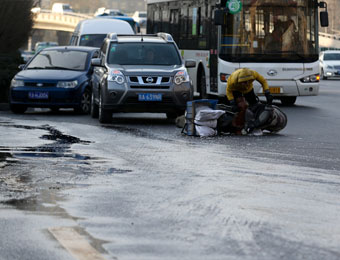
[49,227,107,260]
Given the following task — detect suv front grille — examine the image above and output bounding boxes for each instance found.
[128,76,171,84]
[130,85,169,89]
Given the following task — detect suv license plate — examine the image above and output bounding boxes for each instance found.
[138,93,162,101]
[28,91,49,99]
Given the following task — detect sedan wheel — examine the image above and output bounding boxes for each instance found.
[10,104,27,114]
[75,89,91,114]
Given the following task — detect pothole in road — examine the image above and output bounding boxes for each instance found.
[0,122,94,204]
[0,121,132,208]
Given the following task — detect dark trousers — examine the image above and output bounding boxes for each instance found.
[232,89,259,106]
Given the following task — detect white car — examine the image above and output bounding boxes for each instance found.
[132,11,147,27]
[319,50,340,80]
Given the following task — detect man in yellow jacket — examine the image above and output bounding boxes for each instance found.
[226,68,273,112]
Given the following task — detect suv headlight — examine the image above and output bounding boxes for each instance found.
[10,79,24,88]
[326,65,334,69]
[57,80,78,88]
[174,70,190,85]
[300,74,320,83]
[108,70,125,84]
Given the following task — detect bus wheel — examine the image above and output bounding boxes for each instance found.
[280,96,296,105]
[198,69,208,99]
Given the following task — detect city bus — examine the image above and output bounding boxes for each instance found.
[147,0,328,105]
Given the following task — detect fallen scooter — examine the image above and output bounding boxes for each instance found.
[216,97,287,135]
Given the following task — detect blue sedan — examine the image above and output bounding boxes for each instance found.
[10,46,99,114]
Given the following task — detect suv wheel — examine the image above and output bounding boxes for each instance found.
[166,110,184,119]
[198,69,208,99]
[166,112,178,119]
[90,91,99,118]
[98,92,111,123]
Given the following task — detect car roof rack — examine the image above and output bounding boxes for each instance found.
[107,33,118,42]
[113,33,174,43]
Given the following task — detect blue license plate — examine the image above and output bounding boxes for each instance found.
[138,93,162,101]
[28,91,49,99]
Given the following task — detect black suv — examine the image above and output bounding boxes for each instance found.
[90,33,196,123]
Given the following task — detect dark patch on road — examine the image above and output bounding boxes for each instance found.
[0,122,96,205]
[0,123,90,160]
[106,167,133,174]
[101,124,174,142]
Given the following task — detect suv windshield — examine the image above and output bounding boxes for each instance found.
[80,34,107,48]
[324,53,340,61]
[107,43,181,66]
[27,50,89,71]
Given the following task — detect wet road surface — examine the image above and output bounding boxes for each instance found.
[0,81,340,260]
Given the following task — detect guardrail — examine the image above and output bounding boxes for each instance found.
[32,9,92,32]
[319,32,340,49]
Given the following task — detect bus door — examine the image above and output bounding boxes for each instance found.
[209,3,218,93]
[170,9,179,41]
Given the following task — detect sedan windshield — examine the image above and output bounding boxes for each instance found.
[27,50,89,71]
[324,53,340,61]
[107,43,182,65]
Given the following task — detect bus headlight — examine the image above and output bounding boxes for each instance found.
[174,70,189,85]
[220,73,230,82]
[109,70,125,84]
[300,74,319,83]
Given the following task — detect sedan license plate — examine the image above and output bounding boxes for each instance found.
[138,93,162,101]
[28,91,49,99]
[269,87,281,94]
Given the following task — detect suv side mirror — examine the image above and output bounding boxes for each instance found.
[18,64,25,70]
[91,58,102,66]
[214,9,224,25]
[185,60,196,68]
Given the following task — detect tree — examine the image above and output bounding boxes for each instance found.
[0,0,35,102]
[0,0,34,53]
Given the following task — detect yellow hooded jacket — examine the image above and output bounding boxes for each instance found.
[226,68,269,101]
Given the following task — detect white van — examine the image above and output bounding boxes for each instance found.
[52,3,73,13]
[69,19,134,48]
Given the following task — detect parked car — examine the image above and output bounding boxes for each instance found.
[9,46,99,114]
[52,3,74,13]
[34,41,58,53]
[69,18,134,48]
[103,9,126,16]
[132,11,147,27]
[94,8,126,17]
[319,50,340,80]
[95,15,140,33]
[90,32,196,123]
[20,50,35,63]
